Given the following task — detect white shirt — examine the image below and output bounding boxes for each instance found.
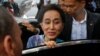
[71,10,87,40]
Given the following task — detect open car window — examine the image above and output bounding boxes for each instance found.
[0,0,100,56]
[3,0,100,55]
[14,0,100,50]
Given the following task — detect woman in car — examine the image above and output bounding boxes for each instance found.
[26,4,66,48]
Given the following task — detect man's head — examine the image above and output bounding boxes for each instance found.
[0,6,23,56]
[58,0,92,16]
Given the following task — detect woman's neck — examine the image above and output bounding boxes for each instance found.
[44,36,56,42]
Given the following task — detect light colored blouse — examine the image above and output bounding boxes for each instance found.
[26,35,63,48]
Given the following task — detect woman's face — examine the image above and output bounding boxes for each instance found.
[40,10,64,40]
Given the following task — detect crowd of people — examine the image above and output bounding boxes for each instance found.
[26,0,100,48]
[0,0,20,16]
[0,0,100,56]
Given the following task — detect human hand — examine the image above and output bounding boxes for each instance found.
[22,20,36,32]
[45,41,56,48]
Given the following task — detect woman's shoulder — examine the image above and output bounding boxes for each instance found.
[56,38,64,43]
[28,35,44,40]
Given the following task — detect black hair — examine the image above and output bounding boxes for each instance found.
[2,2,13,9]
[37,4,66,24]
